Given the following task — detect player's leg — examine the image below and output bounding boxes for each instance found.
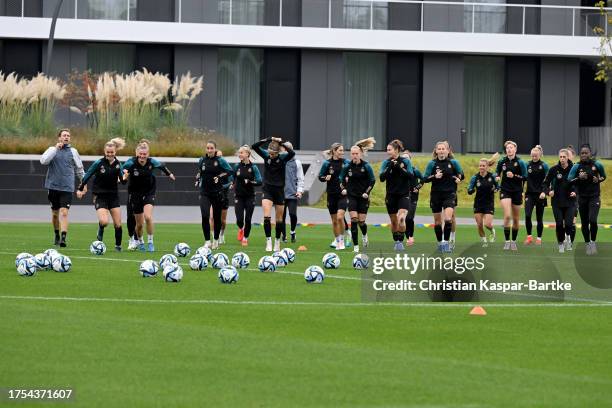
[500,197,512,250]
[524,195,534,245]
[273,202,285,252]
[109,206,122,251]
[96,207,109,241]
[287,199,298,243]
[199,194,213,246]
[243,196,255,246]
[262,198,273,251]
[143,203,155,252]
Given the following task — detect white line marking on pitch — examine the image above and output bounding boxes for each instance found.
[0,295,611,307]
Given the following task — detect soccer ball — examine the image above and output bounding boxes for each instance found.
[139,260,159,277]
[282,248,296,263]
[211,253,229,269]
[44,248,59,261]
[304,265,325,283]
[52,255,72,272]
[33,253,51,270]
[189,253,208,270]
[196,246,213,261]
[258,255,276,272]
[272,251,289,267]
[15,252,33,268]
[159,254,178,270]
[322,252,340,269]
[174,242,191,257]
[352,253,370,270]
[163,264,184,282]
[90,240,106,256]
[218,265,239,284]
[16,257,37,276]
[231,252,250,269]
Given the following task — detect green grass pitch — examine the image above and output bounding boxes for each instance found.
[1,222,612,407]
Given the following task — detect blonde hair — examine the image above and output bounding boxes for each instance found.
[105,137,125,151]
[323,142,343,160]
[531,144,543,158]
[480,152,499,167]
[504,140,517,150]
[136,139,150,153]
[353,137,376,154]
[432,141,453,159]
[268,140,280,153]
[238,144,251,157]
[559,148,569,157]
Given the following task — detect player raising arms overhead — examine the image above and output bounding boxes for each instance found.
[76,138,126,251]
[423,141,464,253]
[467,154,499,247]
[252,137,295,252]
[339,138,376,253]
[121,140,175,252]
[524,145,549,246]
[195,140,234,250]
[541,148,576,253]
[379,139,415,251]
[495,140,528,251]
[233,145,262,247]
[568,144,607,255]
[40,128,84,248]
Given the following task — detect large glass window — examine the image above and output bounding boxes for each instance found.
[87,43,136,74]
[78,0,137,20]
[343,52,387,148]
[218,0,265,25]
[217,48,263,145]
[464,56,505,153]
[464,0,507,33]
[343,0,388,29]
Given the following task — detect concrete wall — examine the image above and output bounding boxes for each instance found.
[299,50,344,150]
[421,54,464,152]
[539,58,580,152]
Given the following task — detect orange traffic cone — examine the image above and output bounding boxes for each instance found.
[469,306,487,316]
[298,245,308,251]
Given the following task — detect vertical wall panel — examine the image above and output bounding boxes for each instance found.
[387,53,421,151]
[505,57,539,153]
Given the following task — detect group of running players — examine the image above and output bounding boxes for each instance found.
[40,129,606,255]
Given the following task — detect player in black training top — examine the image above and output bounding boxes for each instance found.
[339,138,376,254]
[233,145,262,247]
[195,140,234,250]
[121,140,175,252]
[77,138,126,251]
[319,143,351,250]
[423,141,464,253]
[402,150,423,247]
[207,150,230,246]
[252,137,295,252]
[568,143,607,255]
[523,145,549,246]
[495,140,527,251]
[467,154,500,247]
[379,139,415,251]
[541,148,576,253]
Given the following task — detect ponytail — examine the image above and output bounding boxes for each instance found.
[354,137,376,154]
[106,137,125,151]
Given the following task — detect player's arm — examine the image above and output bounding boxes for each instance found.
[451,159,464,182]
[467,175,477,195]
[296,159,305,195]
[422,160,435,183]
[318,160,331,182]
[567,163,580,184]
[338,163,349,191]
[252,138,270,159]
[365,163,376,194]
[78,159,102,191]
[280,141,295,162]
[595,161,607,182]
[252,164,263,186]
[40,146,58,165]
[151,158,175,180]
[379,159,390,182]
[219,158,234,188]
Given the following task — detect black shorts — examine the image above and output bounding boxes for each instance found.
[262,185,285,206]
[327,194,348,215]
[385,193,411,214]
[48,189,72,210]
[474,206,494,215]
[500,190,523,206]
[348,195,369,214]
[220,189,229,210]
[430,191,456,213]
[524,192,547,214]
[93,193,120,210]
[129,193,155,214]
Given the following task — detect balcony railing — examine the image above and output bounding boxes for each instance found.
[2,0,610,37]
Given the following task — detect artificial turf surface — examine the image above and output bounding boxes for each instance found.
[1,222,612,407]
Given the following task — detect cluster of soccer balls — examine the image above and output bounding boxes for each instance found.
[15,249,72,276]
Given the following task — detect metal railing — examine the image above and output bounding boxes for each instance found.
[3,0,611,37]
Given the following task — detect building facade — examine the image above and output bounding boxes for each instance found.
[0,0,609,154]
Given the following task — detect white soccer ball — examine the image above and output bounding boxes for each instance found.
[211,253,229,269]
[218,265,239,284]
[163,264,184,282]
[282,248,296,263]
[44,248,59,262]
[272,251,289,267]
[196,246,213,261]
[15,252,33,268]
[304,265,325,283]
[159,254,178,270]
[322,252,340,269]
[189,253,208,270]
[90,240,106,256]
[139,260,159,277]
[16,257,37,276]
[33,253,51,270]
[258,255,276,272]
[231,252,250,269]
[52,255,72,272]
[352,253,370,270]
[174,242,191,257]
